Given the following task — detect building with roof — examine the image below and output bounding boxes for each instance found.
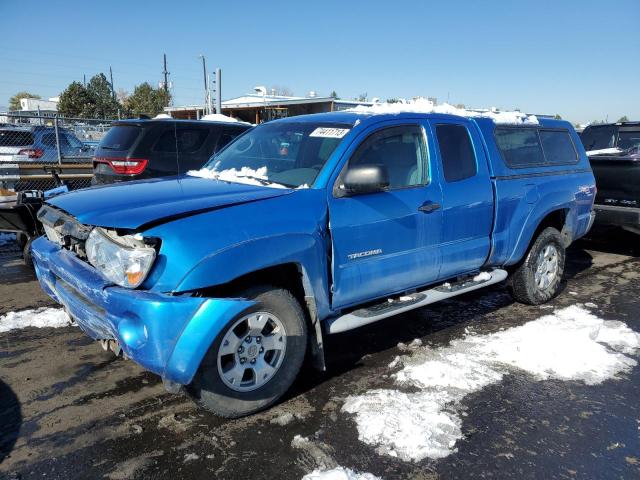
[165,93,373,124]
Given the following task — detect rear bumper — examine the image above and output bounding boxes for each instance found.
[31,236,254,384]
[593,204,640,228]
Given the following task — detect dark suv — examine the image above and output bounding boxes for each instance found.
[92,119,251,184]
[581,121,640,234]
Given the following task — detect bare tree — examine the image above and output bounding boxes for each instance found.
[116,88,129,105]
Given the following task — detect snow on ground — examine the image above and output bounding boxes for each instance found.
[348,98,538,125]
[302,467,382,480]
[0,232,16,247]
[0,307,72,333]
[187,166,288,189]
[586,147,623,156]
[342,305,640,462]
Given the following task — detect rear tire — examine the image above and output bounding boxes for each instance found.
[189,285,307,418]
[510,227,565,305]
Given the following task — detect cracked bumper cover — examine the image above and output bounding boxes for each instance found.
[31,236,254,385]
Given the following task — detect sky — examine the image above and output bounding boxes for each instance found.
[1,0,638,124]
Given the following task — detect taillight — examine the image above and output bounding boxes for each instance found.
[18,148,44,159]
[94,157,148,175]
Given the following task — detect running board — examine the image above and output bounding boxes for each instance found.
[325,269,508,334]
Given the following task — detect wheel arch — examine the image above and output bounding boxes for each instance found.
[185,261,326,372]
[507,207,570,267]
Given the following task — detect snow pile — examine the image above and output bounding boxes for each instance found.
[201,113,250,124]
[586,147,623,156]
[348,98,538,125]
[0,232,16,247]
[153,113,172,119]
[0,307,72,333]
[343,305,640,462]
[187,166,288,189]
[302,467,382,480]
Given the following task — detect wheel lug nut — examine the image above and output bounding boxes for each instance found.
[256,337,261,344]
[245,336,251,343]
[240,358,246,364]
[250,359,256,364]
[259,347,264,353]
[238,346,244,353]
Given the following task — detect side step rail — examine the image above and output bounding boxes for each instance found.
[325,269,508,334]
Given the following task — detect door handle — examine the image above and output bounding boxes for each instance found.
[418,202,441,213]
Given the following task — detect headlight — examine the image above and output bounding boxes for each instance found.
[85,228,156,288]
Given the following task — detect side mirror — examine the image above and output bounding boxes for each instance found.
[341,164,389,195]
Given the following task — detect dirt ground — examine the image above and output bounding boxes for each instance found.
[1,228,639,480]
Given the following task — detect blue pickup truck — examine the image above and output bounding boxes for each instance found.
[32,110,596,417]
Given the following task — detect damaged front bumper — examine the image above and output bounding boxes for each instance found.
[31,236,254,385]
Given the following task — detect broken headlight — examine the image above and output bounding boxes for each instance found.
[85,228,156,288]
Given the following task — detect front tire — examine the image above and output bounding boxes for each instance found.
[510,227,565,305]
[189,285,308,418]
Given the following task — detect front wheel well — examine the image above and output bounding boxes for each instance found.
[189,263,326,371]
[196,263,307,304]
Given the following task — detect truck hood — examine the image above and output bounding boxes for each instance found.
[47,176,293,229]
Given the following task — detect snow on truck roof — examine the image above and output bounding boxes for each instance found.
[346,98,539,125]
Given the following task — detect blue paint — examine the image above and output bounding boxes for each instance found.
[32,111,595,385]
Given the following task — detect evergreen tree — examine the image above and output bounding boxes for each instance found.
[125,82,171,117]
[86,73,119,118]
[58,82,94,117]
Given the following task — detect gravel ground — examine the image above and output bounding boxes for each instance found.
[0,228,639,480]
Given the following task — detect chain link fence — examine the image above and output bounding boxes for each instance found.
[0,113,114,193]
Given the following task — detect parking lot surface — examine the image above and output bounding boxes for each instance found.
[1,228,639,480]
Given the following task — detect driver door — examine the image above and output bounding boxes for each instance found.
[328,122,443,309]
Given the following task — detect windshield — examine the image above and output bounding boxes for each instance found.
[194,122,351,188]
[580,125,617,151]
[617,130,640,151]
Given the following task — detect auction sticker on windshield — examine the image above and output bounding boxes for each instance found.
[309,127,350,138]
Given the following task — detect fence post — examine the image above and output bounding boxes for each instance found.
[54,114,62,165]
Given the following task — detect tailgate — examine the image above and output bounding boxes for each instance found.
[590,156,640,208]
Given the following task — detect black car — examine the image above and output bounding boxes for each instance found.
[580,121,640,234]
[92,119,252,184]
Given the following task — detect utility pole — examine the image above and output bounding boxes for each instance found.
[162,53,170,94]
[215,68,222,114]
[199,55,209,115]
[109,66,116,101]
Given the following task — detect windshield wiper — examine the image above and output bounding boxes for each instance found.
[239,175,296,189]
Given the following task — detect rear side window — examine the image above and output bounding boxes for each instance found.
[580,125,617,151]
[42,132,57,147]
[435,124,477,182]
[0,130,34,146]
[153,128,209,153]
[495,128,545,167]
[100,125,141,150]
[539,130,577,164]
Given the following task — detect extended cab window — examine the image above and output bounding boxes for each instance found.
[435,124,477,182]
[539,130,577,165]
[495,128,545,167]
[349,125,427,189]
